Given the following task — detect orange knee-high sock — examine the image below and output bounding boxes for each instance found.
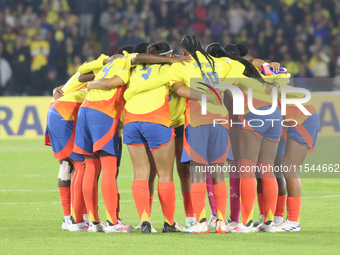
[116,192,120,220]
[182,191,195,217]
[83,157,101,222]
[149,193,154,214]
[59,187,71,216]
[257,193,264,215]
[71,161,86,223]
[132,180,150,222]
[70,164,78,218]
[158,181,176,225]
[83,207,87,214]
[258,163,278,223]
[94,166,100,220]
[213,182,227,221]
[239,159,257,226]
[100,156,118,225]
[287,196,301,221]
[275,195,287,217]
[190,182,207,222]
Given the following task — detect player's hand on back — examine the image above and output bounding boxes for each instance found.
[53,86,64,100]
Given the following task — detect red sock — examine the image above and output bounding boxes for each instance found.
[257,193,264,215]
[71,161,86,223]
[239,159,257,226]
[275,195,287,218]
[83,158,101,222]
[190,182,207,222]
[258,163,278,223]
[59,187,71,216]
[132,180,150,222]
[116,192,120,220]
[100,156,118,225]
[158,181,176,225]
[213,182,227,221]
[149,193,154,214]
[83,207,87,215]
[287,196,301,221]
[182,191,195,217]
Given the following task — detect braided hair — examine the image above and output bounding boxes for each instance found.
[206,42,264,81]
[180,34,215,73]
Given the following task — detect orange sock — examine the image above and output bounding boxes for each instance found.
[116,192,120,220]
[287,196,301,221]
[83,157,101,222]
[71,161,86,223]
[257,193,264,215]
[70,164,78,218]
[100,156,118,225]
[83,207,87,214]
[213,182,227,221]
[239,159,257,226]
[258,163,278,223]
[59,187,71,216]
[190,182,207,222]
[149,193,154,214]
[275,195,287,218]
[158,181,176,225]
[94,166,100,220]
[132,180,150,222]
[182,191,195,217]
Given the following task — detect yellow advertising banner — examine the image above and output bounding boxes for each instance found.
[0,93,340,139]
[0,97,52,139]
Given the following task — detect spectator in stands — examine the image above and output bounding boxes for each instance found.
[12,35,30,95]
[30,33,49,95]
[0,41,13,95]
[309,50,331,78]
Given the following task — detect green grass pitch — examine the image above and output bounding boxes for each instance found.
[0,138,339,254]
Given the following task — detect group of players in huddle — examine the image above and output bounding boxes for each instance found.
[45,33,319,234]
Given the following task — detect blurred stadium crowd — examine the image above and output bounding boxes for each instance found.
[0,0,340,95]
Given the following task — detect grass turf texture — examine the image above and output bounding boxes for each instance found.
[0,138,339,254]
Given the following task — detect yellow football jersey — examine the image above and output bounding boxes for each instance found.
[124,64,172,127]
[81,53,137,118]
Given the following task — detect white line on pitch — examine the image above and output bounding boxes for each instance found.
[1,194,340,205]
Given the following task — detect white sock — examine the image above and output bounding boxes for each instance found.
[83,214,89,221]
[186,217,196,223]
[274,216,283,225]
[64,215,71,223]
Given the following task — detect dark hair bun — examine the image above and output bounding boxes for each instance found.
[224,44,240,57]
[235,43,248,57]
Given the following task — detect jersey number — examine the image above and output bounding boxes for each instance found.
[201,71,219,87]
[101,61,114,79]
[140,67,152,80]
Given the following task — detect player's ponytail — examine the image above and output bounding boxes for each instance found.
[206,42,264,81]
[180,34,215,73]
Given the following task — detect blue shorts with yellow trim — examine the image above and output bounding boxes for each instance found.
[74,107,120,156]
[182,124,230,164]
[238,106,282,141]
[46,106,84,161]
[123,122,175,150]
